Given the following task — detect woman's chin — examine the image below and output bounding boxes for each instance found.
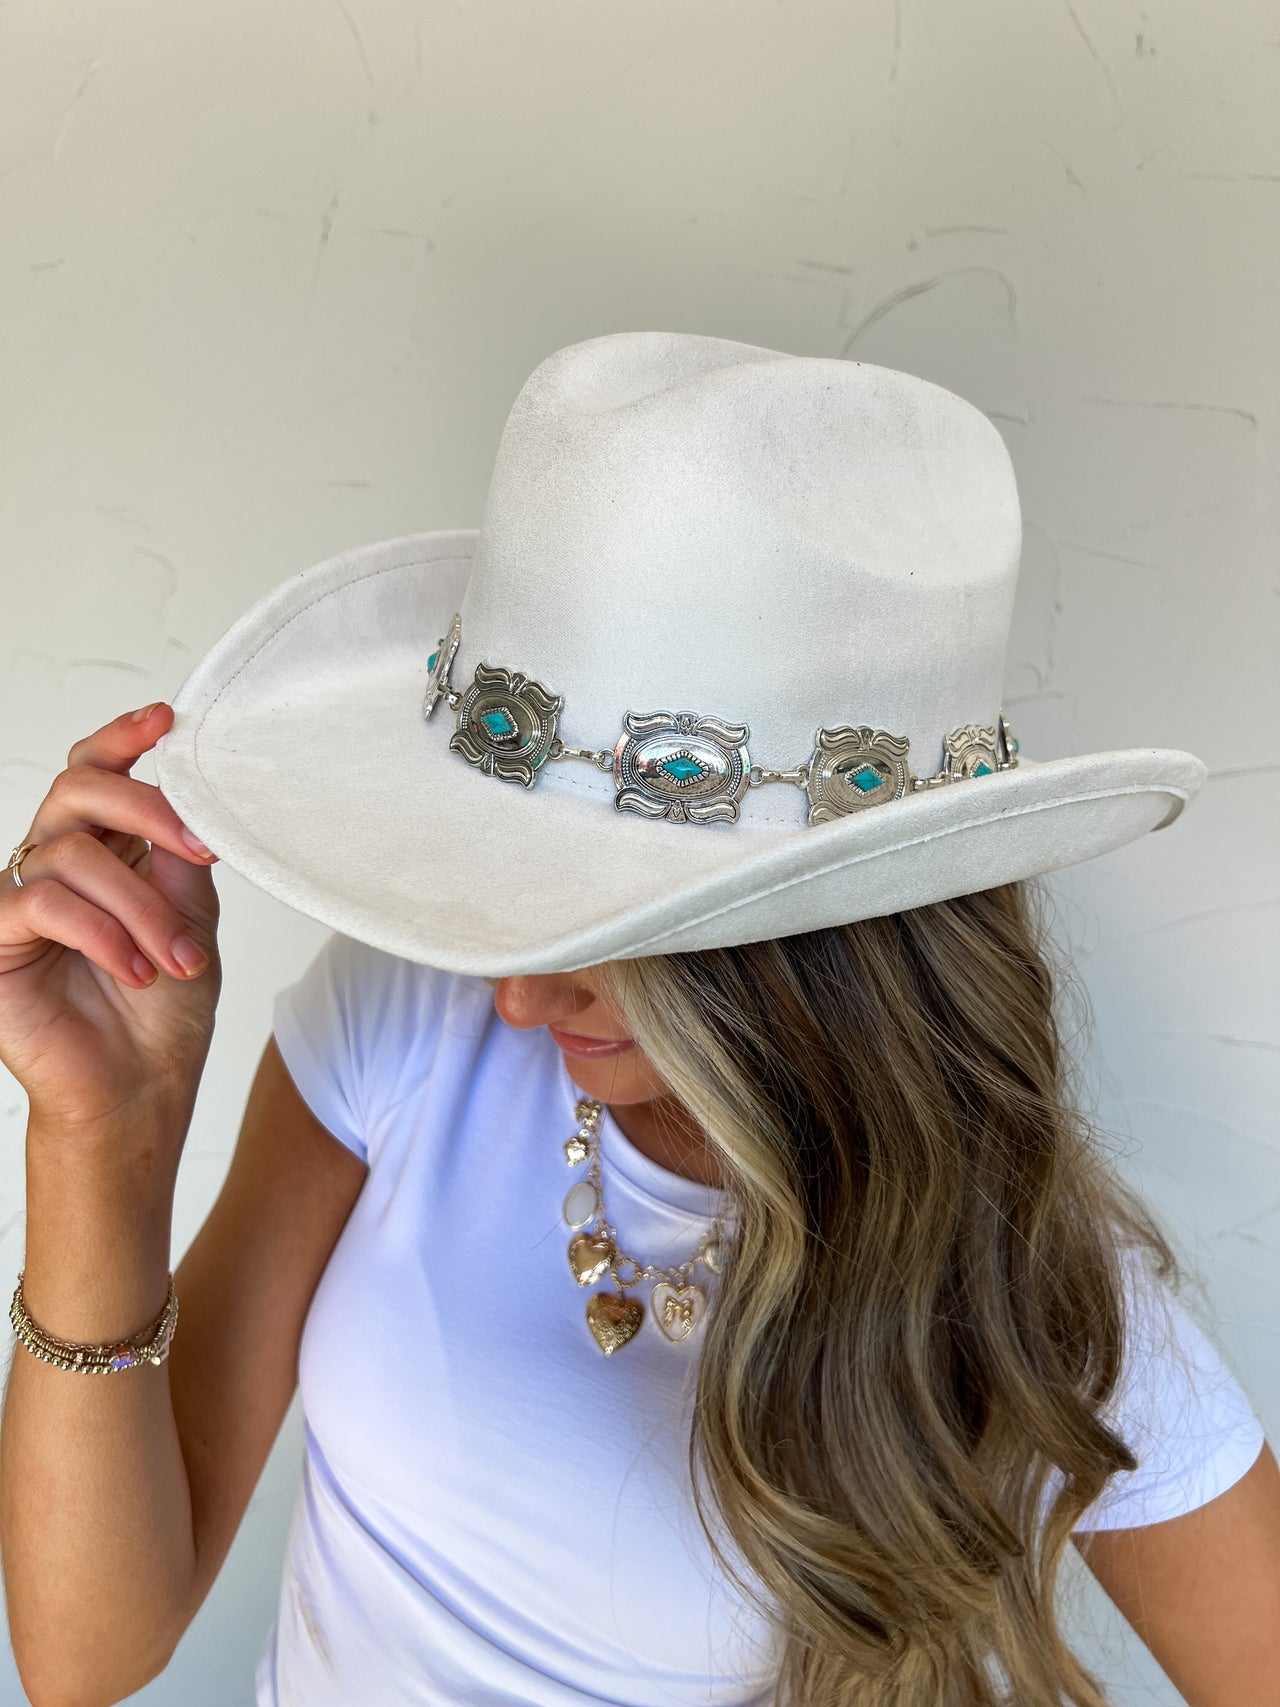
[560,1052,645,1104]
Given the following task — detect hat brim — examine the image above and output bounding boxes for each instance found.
[155,530,1206,974]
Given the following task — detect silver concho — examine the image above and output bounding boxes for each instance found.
[804,725,911,824]
[422,612,462,720]
[942,722,1001,781]
[613,710,751,825]
[450,662,564,788]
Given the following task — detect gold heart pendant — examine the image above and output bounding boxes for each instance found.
[568,1233,614,1287]
[650,1282,707,1343]
[586,1291,645,1355]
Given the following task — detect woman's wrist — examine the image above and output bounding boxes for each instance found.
[24,1071,199,1160]
[24,1074,197,1152]
[20,1116,179,1345]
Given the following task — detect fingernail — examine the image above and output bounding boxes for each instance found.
[132,954,158,985]
[181,826,214,858]
[132,702,162,723]
[172,934,208,976]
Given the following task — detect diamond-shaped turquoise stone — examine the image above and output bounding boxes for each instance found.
[974,761,992,776]
[1011,737,1020,753]
[480,707,517,739]
[427,650,439,671]
[661,754,705,782]
[851,765,884,793]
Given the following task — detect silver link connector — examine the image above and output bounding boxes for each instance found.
[549,739,613,773]
[748,763,809,788]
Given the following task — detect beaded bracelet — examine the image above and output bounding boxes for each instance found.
[9,1269,178,1372]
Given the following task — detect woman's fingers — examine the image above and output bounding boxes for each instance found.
[1,832,209,983]
[1,705,216,976]
[53,702,216,860]
[2,879,158,988]
[102,831,151,869]
[137,840,220,941]
[24,765,216,867]
[65,701,173,776]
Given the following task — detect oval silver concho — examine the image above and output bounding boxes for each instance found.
[613,710,751,825]
[450,663,564,789]
[804,726,911,824]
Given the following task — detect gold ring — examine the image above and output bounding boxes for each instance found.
[5,843,37,890]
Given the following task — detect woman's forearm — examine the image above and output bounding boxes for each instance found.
[0,1119,197,1707]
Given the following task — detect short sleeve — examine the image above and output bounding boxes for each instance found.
[1071,1248,1267,1532]
[271,932,453,1168]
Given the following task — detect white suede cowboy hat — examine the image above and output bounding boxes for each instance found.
[154,330,1205,976]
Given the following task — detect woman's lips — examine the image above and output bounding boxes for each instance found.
[547,1023,638,1060]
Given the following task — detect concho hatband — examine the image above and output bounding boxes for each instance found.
[423,613,1020,828]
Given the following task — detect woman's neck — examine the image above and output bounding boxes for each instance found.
[603,1096,724,1189]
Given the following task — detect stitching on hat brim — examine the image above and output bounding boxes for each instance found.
[575,778,1191,960]
[190,538,476,728]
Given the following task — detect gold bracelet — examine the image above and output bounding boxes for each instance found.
[8,1270,178,1372]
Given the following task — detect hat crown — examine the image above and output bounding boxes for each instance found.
[457,331,1022,788]
[154,325,1201,974]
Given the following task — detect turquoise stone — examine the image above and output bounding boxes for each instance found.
[974,761,992,776]
[1011,737,1020,753]
[427,649,439,671]
[851,765,884,793]
[661,754,706,782]
[480,707,517,739]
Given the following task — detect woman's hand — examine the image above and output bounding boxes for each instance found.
[0,703,222,1139]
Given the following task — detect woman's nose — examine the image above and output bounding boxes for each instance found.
[492,973,594,1031]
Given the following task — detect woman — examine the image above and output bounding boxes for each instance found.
[1,332,1276,1707]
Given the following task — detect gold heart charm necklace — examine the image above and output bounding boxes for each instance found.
[561,1092,730,1356]
[586,1292,646,1355]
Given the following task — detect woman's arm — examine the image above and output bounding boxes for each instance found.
[1,1037,367,1707]
[0,704,370,1706]
[164,1038,369,1658]
[1072,1439,1280,1706]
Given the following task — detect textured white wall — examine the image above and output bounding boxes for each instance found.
[1,3,1275,1702]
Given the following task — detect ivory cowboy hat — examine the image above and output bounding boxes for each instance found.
[154,330,1205,976]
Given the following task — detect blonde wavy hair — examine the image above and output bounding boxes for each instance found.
[588,877,1181,1707]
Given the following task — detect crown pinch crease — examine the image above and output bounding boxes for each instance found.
[423,611,1021,830]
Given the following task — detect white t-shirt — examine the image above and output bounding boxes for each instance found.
[254,933,1266,1706]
